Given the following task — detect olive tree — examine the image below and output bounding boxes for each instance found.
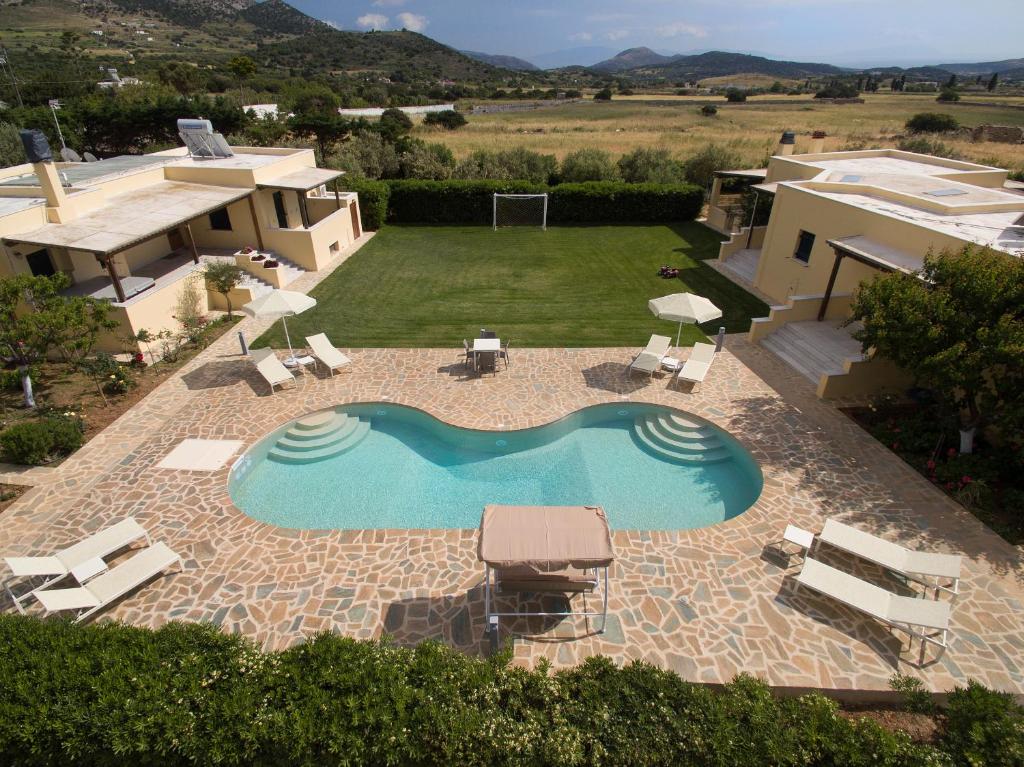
[203,261,246,318]
[0,273,116,408]
[849,247,1024,452]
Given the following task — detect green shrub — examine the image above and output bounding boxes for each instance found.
[936,88,961,102]
[0,615,952,766]
[339,178,390,230]
[382,179,703,224]
[559,148,619,182]
[897,137,963,159]
[725,88,747,103]
[549,182,703,223]
[700,103,718,116]
[905,112,960,134]
[617,148,687,184]
[423,110,467,130]
[386,179,544,224]
[593,86,613,101]
[890,672,936,714]
[0,417,84,465]
[683,143,742,187]
[943,680,1024,767]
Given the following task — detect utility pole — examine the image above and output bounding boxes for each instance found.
[0,47,24,107]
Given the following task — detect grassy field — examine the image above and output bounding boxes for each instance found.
[254,223,766,349]
[428,94,1024,171]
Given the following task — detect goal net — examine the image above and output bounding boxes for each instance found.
[493,193,548,230]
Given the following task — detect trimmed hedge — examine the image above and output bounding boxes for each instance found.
[386,179,545,224]
[383,179,704,225]
[0,417,83,465]
[3,615,1007,766]
[338,178,390,231]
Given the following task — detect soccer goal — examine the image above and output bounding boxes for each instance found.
[493,193,548,231]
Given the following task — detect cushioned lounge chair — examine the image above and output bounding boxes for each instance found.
[628,334,672,377]
[305,333,351,376]
[795,558,951,662]
[35,542,182,623]
[817,519,962,597]
[674,342,716,390]
[251,348,295,393]
[3,518,151,612]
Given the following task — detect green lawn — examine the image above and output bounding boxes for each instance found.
[254,223,769,349]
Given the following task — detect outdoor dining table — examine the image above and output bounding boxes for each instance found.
[472,337,500,373]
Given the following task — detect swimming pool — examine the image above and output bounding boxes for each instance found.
[229,403,763,530]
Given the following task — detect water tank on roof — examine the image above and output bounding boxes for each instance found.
[779,130,796,145]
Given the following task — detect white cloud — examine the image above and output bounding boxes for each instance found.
[605,29,629,41]
[356,13,389,29]
[396,12,428,31]
[323,19,340,29]
[655,22,708,38]
[569,31,593,42]
[372,0,405,5]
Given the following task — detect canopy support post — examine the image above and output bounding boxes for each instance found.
[247,194,265,251]
[818,250,845,321]
[103,254,126,303]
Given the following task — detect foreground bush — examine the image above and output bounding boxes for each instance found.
[384,179,703,225]
[4,615,1014,766]
[0,417,83,465]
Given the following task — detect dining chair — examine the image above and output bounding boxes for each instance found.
[498,338,510,368]
[463,339,475,371]
[480,329,496,339]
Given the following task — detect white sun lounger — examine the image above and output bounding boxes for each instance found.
[35,542,183,623]
[817,519,962,597]
[4,518,151,612]
[628,334,672,377]
[305,333,351,376]
[796,558,951,661]
[251,348,295,393]
[674,342,716,390]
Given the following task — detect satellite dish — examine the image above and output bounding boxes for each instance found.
[83,152,98,162]
[60,147,82,162]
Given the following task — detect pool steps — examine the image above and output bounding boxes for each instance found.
[632,413,732,464]
[268,411,370,464]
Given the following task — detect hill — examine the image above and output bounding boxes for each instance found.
[592,47,675,72]
[461,50,538,72]
[592,49,845,79]
[0,0,511,84]
[938,58,1024,75]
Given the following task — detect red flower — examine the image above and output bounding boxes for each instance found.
[926,460,936,470]
[134,352,145,363]
[947,447,958,457]
[945,481,955,490]
[962,475,972,484]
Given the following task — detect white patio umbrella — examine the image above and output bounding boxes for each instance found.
[242,289,317,366]
[648,292,722,348]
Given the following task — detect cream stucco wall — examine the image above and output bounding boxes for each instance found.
[753,185,978,305]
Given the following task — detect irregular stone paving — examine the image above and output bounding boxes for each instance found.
[1,252,1022,694]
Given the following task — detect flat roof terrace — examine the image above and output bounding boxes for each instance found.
[0,155,176,188]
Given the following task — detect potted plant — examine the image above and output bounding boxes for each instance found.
[239,245,255,255]
[250,253,266,262]
[263,259,280,269]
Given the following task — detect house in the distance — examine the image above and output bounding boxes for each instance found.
[709,140,1024,398]
[0,129,361,354]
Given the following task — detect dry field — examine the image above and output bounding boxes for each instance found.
[425,94,1024,171]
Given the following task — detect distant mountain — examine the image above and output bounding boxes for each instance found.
[528,46,620,70]
[592,47,676,73]
[461,50,539,72]
[938,58,1024,75]
[1,0,513,82]
[593,49,845,79]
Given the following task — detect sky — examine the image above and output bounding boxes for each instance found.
[288,0,1022,68]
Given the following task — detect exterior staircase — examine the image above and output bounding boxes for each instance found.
[268,255,305,287]
[632,412,732,464]
[720,248,761,285]
[267,410,370,464]
[759,320,866,384]
[237,272,273,299]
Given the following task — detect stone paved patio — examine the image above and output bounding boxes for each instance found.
[1,253,1022,694]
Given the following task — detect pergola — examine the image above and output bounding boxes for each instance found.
[3,181,253,303]
[819,236,922,320]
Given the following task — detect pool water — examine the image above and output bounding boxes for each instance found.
[229,403,762,530]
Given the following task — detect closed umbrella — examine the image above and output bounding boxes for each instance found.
[242,289,317,366]
[648,292,722,348]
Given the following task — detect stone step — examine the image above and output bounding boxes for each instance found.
[639,416,721,453]
[275,416,360,451]
[292,410,339,431]
[268,419,370,464]
[632,424,732,465]
[650,413,716,443]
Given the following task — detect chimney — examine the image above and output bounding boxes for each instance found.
[809,130,826,154]
[19,129,67,211]
[778,130,796,156]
